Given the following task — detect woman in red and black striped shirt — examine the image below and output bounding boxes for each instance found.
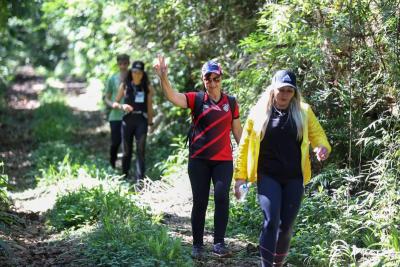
[154,55,242,259]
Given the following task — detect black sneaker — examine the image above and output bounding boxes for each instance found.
[134,181,144,191]
[212,243,232,258]
[191,245,204,259]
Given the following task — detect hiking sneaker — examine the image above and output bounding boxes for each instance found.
[191,245,204,259]
[212,243,232,258]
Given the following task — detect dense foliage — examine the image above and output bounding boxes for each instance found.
[227,1,400,265]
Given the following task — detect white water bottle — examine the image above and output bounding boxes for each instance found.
[238,183,250,202]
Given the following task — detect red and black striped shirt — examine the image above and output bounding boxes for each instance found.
[185,92,240,161]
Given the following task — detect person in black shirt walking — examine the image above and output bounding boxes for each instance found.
[113,61,154,183]
[234,70,331,267]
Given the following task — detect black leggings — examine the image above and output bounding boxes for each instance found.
[257,175,304,267]
[121,113,148,180]
[109,120,122,168]
[188,158,233,246]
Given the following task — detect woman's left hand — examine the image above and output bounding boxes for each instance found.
[234,179,247,200]
[153,55,168,78]
[313,146,329,161]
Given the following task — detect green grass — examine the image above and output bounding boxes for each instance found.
[228,186,262,241]
[46,185,192,266]
[31,142,117,186]
[46,186,107,231]
[0,162,11,212]
[30,86,192,266]
[32,87,76,143]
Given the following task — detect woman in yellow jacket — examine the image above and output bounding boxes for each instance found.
[234,70,331,267]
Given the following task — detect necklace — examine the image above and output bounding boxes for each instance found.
[272,105,291,130]
[273,105,287,117]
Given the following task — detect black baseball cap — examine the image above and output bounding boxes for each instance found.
[271,70,297,90]
[131,61,144,71]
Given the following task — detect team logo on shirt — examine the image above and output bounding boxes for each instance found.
[223,103,229,112]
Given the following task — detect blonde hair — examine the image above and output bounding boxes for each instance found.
[250,85,304,140]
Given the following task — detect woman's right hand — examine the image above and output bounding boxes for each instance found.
[153,55,168,78]
[122,104,133,113]
[234,179,247,200]
[112,102,133,113]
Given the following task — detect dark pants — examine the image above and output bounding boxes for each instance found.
[121,113,148,181]
[257,175,304,267]
[188,158,233,246]
[109,120,122,168]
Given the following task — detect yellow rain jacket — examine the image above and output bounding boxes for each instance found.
[234,102,331,185]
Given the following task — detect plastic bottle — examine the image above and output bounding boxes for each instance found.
[238,183,249,202]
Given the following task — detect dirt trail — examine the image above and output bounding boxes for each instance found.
[0,67,91,266]
[0,68,260,266]
[139,176,260,266]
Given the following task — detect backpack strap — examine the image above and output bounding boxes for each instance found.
[187,91,205,147]
[227,95,236,121]
[192,91,205,121]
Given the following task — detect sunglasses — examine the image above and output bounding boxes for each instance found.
[204,76,221,83]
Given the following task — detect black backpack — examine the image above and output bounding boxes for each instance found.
[187,92,236,147]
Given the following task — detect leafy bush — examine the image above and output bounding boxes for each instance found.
[33,88,76,143]
[34,149,117,186]
[34,153,82,185]
[227,163,400,266]
[0,162,11,212]
[32,103,75,143]
[46,185,192,266]
[0,162,20,257]
[31,141,84,170]
[228,186,262,240]
[156,135,189,176]
[47,186,105,230]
